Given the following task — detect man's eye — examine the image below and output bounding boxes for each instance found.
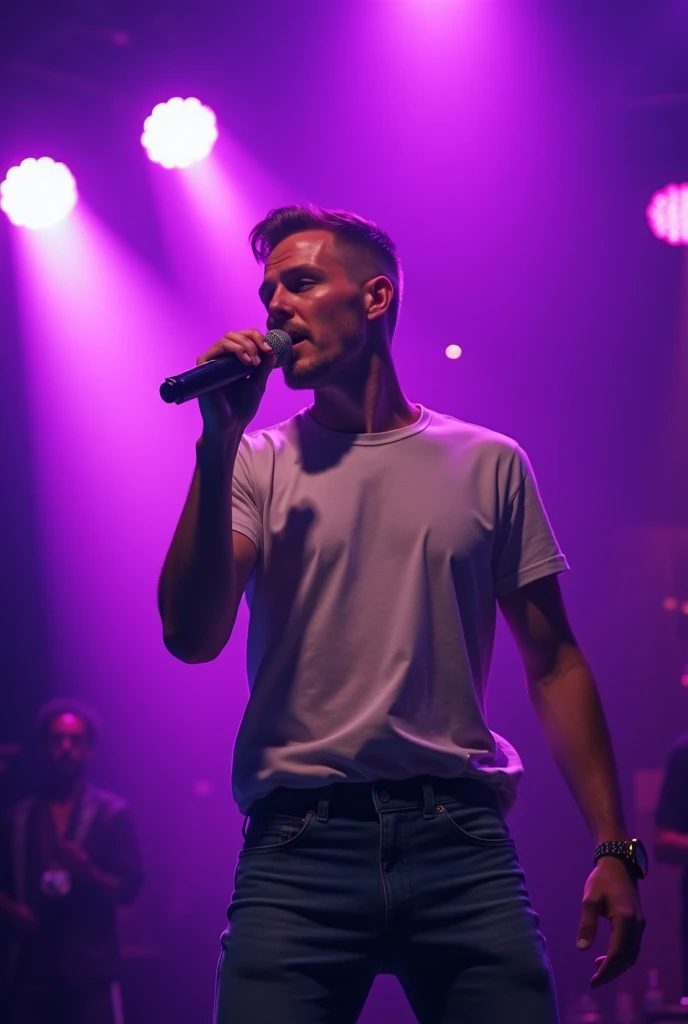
[294,280,314,291]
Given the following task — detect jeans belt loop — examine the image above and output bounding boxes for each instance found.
[421,779,436,819]
[316,788,331,823]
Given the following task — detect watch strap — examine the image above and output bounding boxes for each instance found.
[594,840,641,877]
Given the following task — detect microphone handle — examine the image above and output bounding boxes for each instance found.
[159,355,250,405]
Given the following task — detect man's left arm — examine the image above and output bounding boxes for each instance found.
[499,574,645,988]
[59,804,144,906]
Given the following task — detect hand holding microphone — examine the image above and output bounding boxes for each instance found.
[160,328,292,436]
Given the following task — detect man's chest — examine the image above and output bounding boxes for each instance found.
[262,450,499,572]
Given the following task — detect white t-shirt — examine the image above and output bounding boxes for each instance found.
[231,405,568,814]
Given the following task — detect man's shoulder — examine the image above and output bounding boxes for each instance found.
[425,409,523,459]
[239,411,305,455]
[239,408,525,467]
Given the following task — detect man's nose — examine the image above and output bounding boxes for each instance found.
[268,287,294,324]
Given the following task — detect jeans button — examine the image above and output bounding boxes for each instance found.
[379,789,390,803]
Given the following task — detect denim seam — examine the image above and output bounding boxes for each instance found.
[379,812,389,940]
[437,807,513,846]
[238,810,315,856]
[403,811,415,921]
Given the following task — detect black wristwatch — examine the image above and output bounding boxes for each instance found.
[593,838,648,880]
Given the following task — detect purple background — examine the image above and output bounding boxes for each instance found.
[2,1,688,1020]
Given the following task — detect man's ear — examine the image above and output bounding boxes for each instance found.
[364,275,394,322]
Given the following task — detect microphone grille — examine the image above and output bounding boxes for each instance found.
[264,329,293,368]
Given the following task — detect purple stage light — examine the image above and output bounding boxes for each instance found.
[445,344,463,360]
[141,97,218,169]
[1,157,77,230]
[646,183,688,246]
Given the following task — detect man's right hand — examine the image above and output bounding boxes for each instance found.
[196,330,277,438]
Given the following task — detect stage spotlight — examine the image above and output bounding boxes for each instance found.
[646,183,688,246]
[0,157,77,230]
[445,344,463,360]
[141,97,218,169]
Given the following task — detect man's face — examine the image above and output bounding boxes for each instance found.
[259,230,370,390]
[45,714,91,780]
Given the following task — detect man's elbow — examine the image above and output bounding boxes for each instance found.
[162,627,225,664]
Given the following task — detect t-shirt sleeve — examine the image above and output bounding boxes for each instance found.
[493,446,569,597]
[656,738,688,834]
[231,441,262,552]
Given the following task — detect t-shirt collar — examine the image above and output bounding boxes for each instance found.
[301,404,431,447]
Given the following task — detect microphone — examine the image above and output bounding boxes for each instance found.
[159,329,293,405]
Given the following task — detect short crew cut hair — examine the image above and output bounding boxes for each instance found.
[36,698,101,747]
[249,205,403,331]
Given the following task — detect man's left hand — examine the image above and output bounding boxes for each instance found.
[577,857,645,987]
[57,841,91,878]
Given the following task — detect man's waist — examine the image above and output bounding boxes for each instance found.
[247,774,501,820]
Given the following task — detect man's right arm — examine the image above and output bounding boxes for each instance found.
[158,434,258,664]
[158,328,274,664]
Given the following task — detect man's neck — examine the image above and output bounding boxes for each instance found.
[311,352,418,434]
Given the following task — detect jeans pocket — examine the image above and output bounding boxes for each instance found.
[436,801,513,846]
[239,810,315,855]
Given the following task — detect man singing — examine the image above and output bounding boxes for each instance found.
[159,206,646,1024]
[0,700,144,1024]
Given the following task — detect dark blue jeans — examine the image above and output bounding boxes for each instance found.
[215,777,558,1024]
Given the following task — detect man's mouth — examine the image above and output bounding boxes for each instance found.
[287,329,310,345]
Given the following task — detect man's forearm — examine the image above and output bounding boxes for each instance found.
[529,653,628,844]
[84,864,127,901]
[158,433,241,663]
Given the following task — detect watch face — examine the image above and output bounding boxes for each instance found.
[631,839,648,878]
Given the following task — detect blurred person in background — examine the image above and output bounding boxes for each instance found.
[0,699,144,1024]
[655,730,688,1004]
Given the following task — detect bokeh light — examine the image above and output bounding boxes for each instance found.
[0,157,77,230]
[662,596,679,611]
[445,344,463,360]
[141,97,218,169]
[646,183,688,246]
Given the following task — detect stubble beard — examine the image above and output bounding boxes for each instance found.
[282,351,341,391]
